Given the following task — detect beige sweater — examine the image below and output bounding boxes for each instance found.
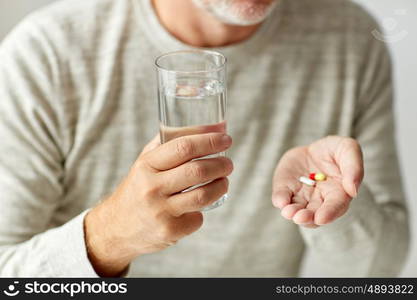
[0,0,409,277]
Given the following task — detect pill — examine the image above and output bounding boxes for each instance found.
[309,173,316,180]
[314,173,327,181]
[299,176,316,186]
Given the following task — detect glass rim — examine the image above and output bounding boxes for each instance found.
[155,50,227,74]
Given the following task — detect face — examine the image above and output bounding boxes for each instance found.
[192,0,278,26]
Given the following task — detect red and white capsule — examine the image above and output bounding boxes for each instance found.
[309,173,327,181]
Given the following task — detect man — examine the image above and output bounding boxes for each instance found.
[0,0,409,277]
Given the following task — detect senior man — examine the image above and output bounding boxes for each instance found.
[0,0,409,277]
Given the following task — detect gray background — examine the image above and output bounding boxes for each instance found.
[0,0,415,277]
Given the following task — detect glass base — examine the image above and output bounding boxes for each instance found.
[202,194,227,212]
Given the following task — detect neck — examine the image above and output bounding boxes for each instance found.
[151,0,261,48]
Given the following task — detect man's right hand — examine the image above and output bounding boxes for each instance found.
[84,132,233,277]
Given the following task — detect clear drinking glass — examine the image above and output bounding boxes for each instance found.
[155,50,227,211]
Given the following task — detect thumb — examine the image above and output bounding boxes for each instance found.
[335,137,364,197]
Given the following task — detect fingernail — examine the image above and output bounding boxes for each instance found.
[221,134,232,146]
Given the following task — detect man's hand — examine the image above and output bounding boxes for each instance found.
[85,132,233,277]
[272,136,364,228]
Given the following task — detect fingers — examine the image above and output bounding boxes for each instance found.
[143,133,232,171]
[314,187,351,225]
[292,209,315,225]
[175,212,204,237]
[278,182,350,227]
[292,189,323,225]
[161,212,204,243]
[167,178,229,216]
[161,157,233,194]
[272,186,293,209]
[281,203,306,220]
[301,224,320,229]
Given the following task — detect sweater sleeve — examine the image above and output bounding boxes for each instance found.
[0,15,98,277]
[299,35,410,276]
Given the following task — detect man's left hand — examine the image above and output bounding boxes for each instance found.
[272,136,364,228]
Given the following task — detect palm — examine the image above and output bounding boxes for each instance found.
[272,137,363,227]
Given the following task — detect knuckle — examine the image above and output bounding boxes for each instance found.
[144,186,159,198]
[208,135,218,151]
[176,138,195,159]
[132,159,149,173]
[194,188,208,206]
[185,163,206,180]
[157,221,176,241]
[132,159,143,170]
[142,180,164,199]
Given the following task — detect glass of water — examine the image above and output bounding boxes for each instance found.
[155,50,227,211]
